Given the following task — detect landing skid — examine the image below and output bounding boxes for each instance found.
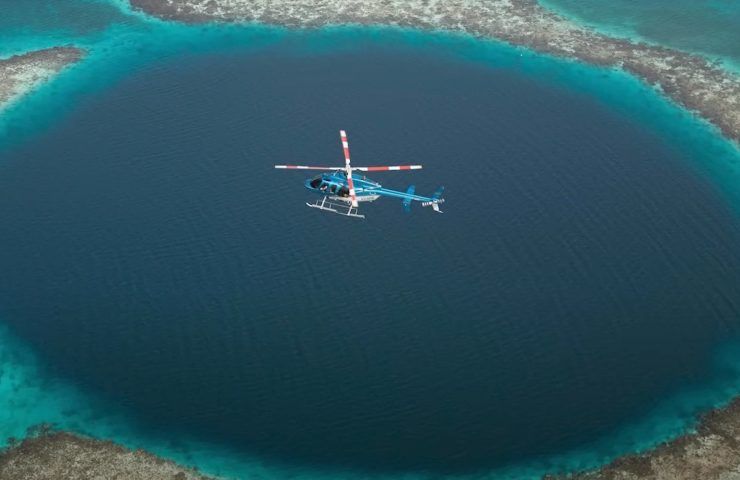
[306,196,365,219]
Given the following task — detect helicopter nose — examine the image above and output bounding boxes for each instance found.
[304,179,314,190]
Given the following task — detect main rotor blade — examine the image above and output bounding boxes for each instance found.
[353,165,423,172]
[340,130,352,171]
[340,130,358,207]
[275,165,340,170]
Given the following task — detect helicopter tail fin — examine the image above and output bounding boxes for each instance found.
[403,185,415,213]
[432,186,445,201]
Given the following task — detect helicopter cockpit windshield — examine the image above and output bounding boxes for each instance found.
[309,176,323,189]
[307,175,350,198]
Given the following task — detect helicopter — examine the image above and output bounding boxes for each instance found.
[275,130,445,218]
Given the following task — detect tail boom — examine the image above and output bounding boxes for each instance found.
[374,186,445,213]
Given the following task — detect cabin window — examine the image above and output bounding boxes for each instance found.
[338,186,349,197]
[330,184,337,194]
[310,177,322,188]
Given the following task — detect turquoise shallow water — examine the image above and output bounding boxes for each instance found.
[540,0,740,70]
[2,1,740,479]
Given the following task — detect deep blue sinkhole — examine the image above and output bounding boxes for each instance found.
[2,43,740,473]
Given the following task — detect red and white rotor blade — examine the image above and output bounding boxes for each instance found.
[274,165,338,170]
[340,130,359,207]
[353,165,423,172]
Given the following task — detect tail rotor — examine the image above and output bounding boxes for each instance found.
[421,186,445,213]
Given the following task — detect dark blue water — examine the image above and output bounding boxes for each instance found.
[2,43,740,475]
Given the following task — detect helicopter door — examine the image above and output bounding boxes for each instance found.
[329,184,338,195]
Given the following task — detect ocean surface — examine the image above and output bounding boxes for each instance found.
[2,1,740,479]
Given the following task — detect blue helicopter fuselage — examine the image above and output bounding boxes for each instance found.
[304,171,437,204]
